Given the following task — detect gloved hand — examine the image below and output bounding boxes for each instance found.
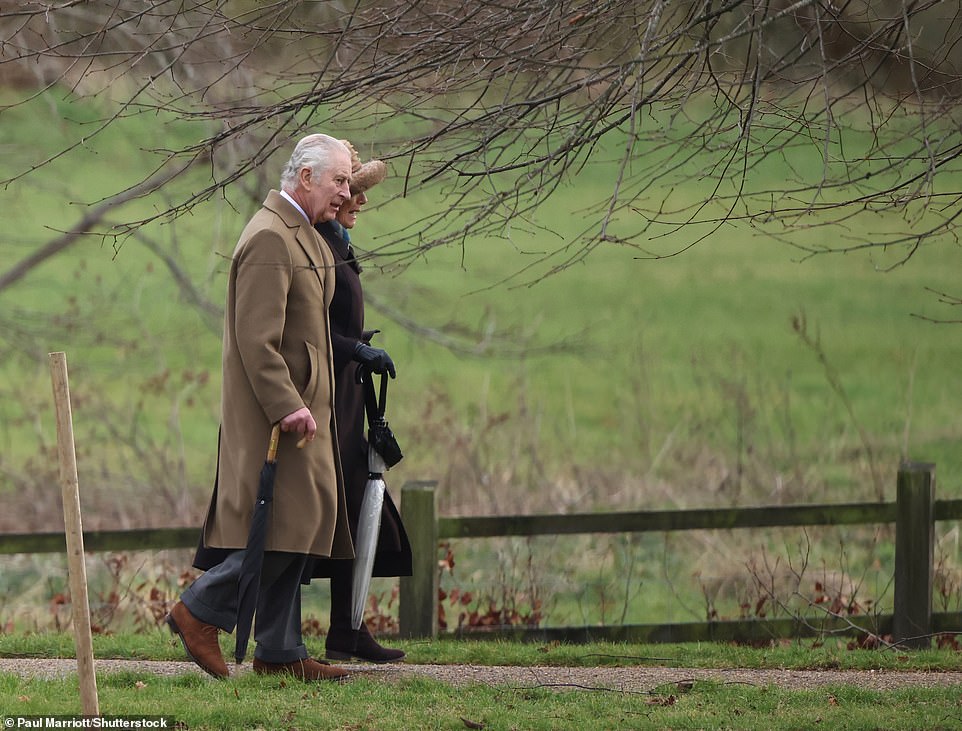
[353,341,396,378]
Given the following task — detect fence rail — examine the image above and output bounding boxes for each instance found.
[2,463,961,646]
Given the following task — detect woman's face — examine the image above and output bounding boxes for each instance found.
[335,190,368,229]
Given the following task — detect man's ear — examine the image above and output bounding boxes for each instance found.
[298,166,312,189]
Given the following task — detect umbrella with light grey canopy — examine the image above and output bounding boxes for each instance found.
[352,370,403,630]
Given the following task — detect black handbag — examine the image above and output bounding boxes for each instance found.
[362,368,403,469]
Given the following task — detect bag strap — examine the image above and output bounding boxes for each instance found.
[379,370,389,415]
[360,367,387,427]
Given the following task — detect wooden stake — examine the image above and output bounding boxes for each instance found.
[49,352,100,716]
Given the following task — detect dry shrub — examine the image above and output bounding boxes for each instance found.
[1,550,197,634]
[437,540,544,632]
[693,530,882,624]
[935,526,962,614]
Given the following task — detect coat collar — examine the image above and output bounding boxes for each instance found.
[263,189,333,278]
[264,189,310,229]
[315,221,362,275]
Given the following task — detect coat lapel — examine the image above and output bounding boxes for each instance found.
[298,227,335,304]
[262,190,334,302]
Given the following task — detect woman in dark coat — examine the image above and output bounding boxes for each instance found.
[313,141,412,663]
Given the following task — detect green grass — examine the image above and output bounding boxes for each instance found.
[3,636,962,730]
[4,673,961,731]
[2,88,962,639]
[2,88,961,501]
[5,632,962,672]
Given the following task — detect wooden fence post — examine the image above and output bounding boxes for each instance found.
[893,461,936,648]
[399,481,438,639]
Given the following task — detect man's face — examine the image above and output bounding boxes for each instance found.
[301,148,352,224]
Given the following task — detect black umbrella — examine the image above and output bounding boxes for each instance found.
[352,371,403,630]
[234,423,280,665]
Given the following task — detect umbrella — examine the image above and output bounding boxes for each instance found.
[351,370,403,630]
[234,423,280,664]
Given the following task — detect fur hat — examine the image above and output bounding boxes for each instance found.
[341,140,387,195]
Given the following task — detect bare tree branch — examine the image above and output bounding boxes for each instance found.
[0,157,200,293]
[0,0,960,277]
[129,229,224,335]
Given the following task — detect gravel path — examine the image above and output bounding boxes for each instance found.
[4,658,962,692]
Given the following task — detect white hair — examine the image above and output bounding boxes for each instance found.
[279,134,347,192]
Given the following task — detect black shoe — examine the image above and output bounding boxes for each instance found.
[325,625,405,664]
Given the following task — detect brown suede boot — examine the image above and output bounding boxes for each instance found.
[166,601,229,679]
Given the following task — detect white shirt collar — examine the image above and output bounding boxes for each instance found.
[279,189,310,224]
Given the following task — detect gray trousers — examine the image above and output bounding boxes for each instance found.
[181,550,309,664]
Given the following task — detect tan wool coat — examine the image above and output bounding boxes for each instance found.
[200,190,354,561]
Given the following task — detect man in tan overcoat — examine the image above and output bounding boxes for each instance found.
[166,134,356,682]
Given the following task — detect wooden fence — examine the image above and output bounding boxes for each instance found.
[398,463,962,647]
[2,462,961,647]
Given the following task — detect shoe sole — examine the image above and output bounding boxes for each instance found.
[166,613,229,679]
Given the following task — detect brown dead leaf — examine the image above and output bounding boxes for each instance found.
[646,694,677,706]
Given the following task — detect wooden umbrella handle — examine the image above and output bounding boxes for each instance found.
[267,423,281,462]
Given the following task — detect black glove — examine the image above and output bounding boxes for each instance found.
[353,341,396,378]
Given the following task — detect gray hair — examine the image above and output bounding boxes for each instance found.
[279,134,347,192]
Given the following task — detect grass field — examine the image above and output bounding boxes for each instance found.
[3,635,962,730]
[1,88,962,631]
[7,669,961,730]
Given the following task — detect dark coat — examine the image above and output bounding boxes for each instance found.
[310,221,413,579]
[193,192,355,571]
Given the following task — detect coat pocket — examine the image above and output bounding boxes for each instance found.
[303,341,321,407]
